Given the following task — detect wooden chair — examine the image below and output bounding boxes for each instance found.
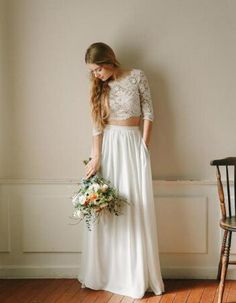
[211,157,236,303]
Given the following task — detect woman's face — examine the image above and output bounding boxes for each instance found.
[87,63,114,81]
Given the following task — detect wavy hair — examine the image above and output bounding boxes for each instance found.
[85,42,120,132]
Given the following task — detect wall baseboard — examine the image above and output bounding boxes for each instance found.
[1,265,236,280]
[0,266,80,279]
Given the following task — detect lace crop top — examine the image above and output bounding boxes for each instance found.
[92,68,154,136]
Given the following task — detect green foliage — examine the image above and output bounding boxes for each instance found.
[70,158,129,231]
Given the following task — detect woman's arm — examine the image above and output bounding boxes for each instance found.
[142,119,153,148]
[90,133,103,159]
[85,133,103,179]
[138,70,154,149]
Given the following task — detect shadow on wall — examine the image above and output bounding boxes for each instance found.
[115,44,178,180]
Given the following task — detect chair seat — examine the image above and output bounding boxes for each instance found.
[220,216,236,231]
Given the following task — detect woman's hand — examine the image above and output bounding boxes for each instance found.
[142,119,152,150]
[84,157,101,179]
[143,138,150,150]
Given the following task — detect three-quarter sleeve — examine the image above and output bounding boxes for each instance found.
[138,70,154,121]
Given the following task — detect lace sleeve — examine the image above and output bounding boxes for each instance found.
[138,70,154,121]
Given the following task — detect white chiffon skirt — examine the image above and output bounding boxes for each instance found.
[78,125,164,299]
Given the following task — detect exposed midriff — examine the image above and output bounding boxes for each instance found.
[107,117,141,126]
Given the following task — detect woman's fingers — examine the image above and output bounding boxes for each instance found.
[85,166,96,179]
[84,171,91,179]
[85,171,95,179]
[86,164,95,175]
[86,167,94,176]
[84,158,100,179]
[85,162,92,170]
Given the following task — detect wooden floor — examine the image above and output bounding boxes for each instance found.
[0,279,236,303]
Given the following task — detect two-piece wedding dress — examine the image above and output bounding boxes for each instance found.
[78,69,164,298]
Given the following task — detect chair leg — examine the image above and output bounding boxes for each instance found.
[217,230,228,280]
[226,231,232,273]
[217,231,231,303]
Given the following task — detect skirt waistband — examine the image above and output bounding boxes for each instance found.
[104,124,140,132]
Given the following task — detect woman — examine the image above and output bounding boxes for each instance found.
[78,42,164,299]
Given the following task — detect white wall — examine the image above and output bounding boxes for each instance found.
[2,0,236,180]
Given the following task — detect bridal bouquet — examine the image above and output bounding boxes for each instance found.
[70,158,129,230]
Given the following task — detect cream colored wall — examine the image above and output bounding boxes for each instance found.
[0,0,12,178]
[2,0,236,181]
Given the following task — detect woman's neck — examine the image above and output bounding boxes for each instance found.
[110,67,132,82]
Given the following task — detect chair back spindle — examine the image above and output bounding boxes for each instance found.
[216,165,226,220]
[226,165,231,217]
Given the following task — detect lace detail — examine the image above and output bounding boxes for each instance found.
[92,69,154,136]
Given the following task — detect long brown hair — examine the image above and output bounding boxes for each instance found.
[85,42,120,132]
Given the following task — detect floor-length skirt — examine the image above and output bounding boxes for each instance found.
[78,125,164,299]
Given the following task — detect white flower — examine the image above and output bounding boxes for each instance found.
[79,195,87,205]
[90,183,100,192]
[101,184,109,192]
